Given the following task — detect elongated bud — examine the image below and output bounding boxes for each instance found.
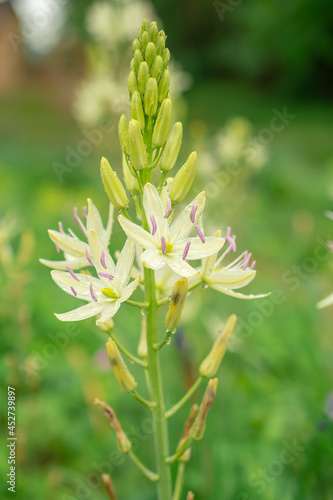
[141,18,150,33]
[144,78,158,117]
[165,277,188,332]
[132,39,141,53]
[189,378,218,440]
[133,49,143,73]
[138,313,147,358]
[118,114,128,152]
[141,31,150,51]
[102,475,117,500]
[100,157,128,210]
[94,398,132,453]
[162,48,170,69]
[145,42,156,67]
[106,338,137,392]
[128,119,148,170]
[177,404,199,462]
[149,22,158,42]
[122,154,139,193]
[137,61,149,96]
[130,91,145,131]
[169,152,197,203]
[160,122,183,172]
[199,315,237,378]
[150,55,163,81]
[156,33,165,55]
[152,98,172,147]
[158,69,170,103]
[128,71,138,96]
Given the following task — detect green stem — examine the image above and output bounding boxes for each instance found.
[166,437,192,464]
[125,299,148,309]
[128,450,159,482]
[154,330,173,351]
[166,377,203,419]
[145,267,173,500]
[131,391,156,409]
[172,462,186,500]
[110,333,147,368]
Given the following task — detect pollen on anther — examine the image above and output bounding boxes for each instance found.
[66,266,79,282]
[82,206,87,221]
[226,235,236,253]
[85,247,94,266]
[225,226,231,240]
[195,224,205,243]
[71,286,77,297]
[90,283,98,302]
[242,251,252,270]
[58,221,64,234]
[73,207,87,236]
[164,199,172,219]
[183,241,191,260]
[250,260,256,270]
[190,205,197,223]
[150,215,158,235]
[161,236,166,254]
[99,272,114,280]
[100,249,107,269]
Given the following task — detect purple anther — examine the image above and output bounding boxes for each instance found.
[99,272,114,280]
[150,215,158,235]
[190,205,198,223]
[82,206,87,221]
[250,260,256,270]
[225,226,231,240]
[89,283,98,302]
[161,236,166,254]
[226,235,236,253]
[164,198,172,219]
[183,241,191,260]
[66,266,79,282]
[100,249,107,269]
[71,286,77,297]
[195,224,205,243]
[73,207,87,236]
[56,245,60,253]
[242,251,252,270]
[85,247,94,266]
[58,221,64,234]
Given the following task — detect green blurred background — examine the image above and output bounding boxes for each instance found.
[1,0,333,499]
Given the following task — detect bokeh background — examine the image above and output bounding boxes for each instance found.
[1,0,333,499]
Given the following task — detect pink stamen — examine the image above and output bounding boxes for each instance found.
[100,249,107,269]
[226,235,236,253]
[56,245,60,253]
[58,221,64,234]
[71,286,77,297]
[225,226,231,240]
[150,215,158,235]
[73,207,87,236]
[90,283,98,302]
[183,241,191,260]
[195,224,205,243]
[82,206,87,221]
[85,247,94,266]
[99,272,114,280]
[164,198,172,219]
[161,236,166,254]
[250,260,256,270]
[190,205,197,223]
[242,251,252,270]
[66,266,79,282]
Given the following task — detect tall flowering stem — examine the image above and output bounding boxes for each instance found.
[41,19,268,500]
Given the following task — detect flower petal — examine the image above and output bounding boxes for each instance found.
[48,230,86,257]
[96,301,121,325]
[169,191,205,243]
[141,248,167,270]
[207,269,256,289]
[173,236,224,261]
[207,283,271,299]
[165,255,200,277]
[120,276,141,301]
[317,292,333,309]
[143,183,169,238]
[39,257,87,270]
[51,270,105,300]
[88,229,115,274]
[115,238,136,288]
[55,302,104,321]
[118,215,155,249]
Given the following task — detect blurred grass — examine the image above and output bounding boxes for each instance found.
[1,79,333,500]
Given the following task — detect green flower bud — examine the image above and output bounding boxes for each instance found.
[176,404,198,462]
[128,71,138,96]
[94,398,132,453]
[152,98,172,147]
[190,378,218,441]
[160,122,183,172]
[158,69,170,102]
[145,42,156,67]
[156,31,166,54]
[141,31,150,51]
[133,49,143,73]
[141,18,150,33]
[165,277,188,332]
[130,58,135,72]
[144,77,158,117]
[122,153,139,193]
[106,338,137,393]
[118,114,128,152]
[128,119,148,170]
[199,315,237,378]
[169,151,197,203]
[150,55,163,81]
[149,21,158,42]
[100,157,128,209]
[132,38,141,53]
[137,61,149,95]
[130,91,145,131]
[162,48,170,69]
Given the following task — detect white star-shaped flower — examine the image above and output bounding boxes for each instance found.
[118,183,224,278]
[189,227,269,299]
[40,199,113,271]
[51,234,140,326]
